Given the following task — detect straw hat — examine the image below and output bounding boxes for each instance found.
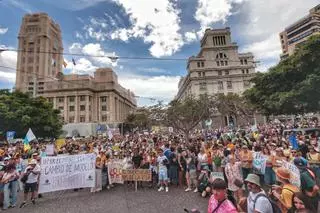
[245,174,261,187]
[275,167,290,180]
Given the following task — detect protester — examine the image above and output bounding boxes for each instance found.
[225,155,242,201]
[287,192,315,213]
[239,145,252,180]
[1,163,19,209]
[272,167,299,211]
[20,159,40,208]
[245,174,273,213]
[157,149,169,192]
[207,178,237,213]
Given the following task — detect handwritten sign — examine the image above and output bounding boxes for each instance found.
[253,153,267,175]
[108,160,124,184]
[282,160,301,187]
[122,169,151,182]
[38,154,96,193]
[45,144,55,156]
[210,172,225,181]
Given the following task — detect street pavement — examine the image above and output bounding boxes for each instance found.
[8,185,208,213]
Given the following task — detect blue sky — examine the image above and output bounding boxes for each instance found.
[0,0,319,105]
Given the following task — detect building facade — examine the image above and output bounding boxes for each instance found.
[43,68,136,124]
[176,27,256,101]
[280,4,320,59]
[15,13,136,125]
[16,13,63,94]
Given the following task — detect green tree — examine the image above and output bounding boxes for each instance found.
[165,94,215,142]
[0,90,62,138]
[216,93,255,125]
[244,35,320,115]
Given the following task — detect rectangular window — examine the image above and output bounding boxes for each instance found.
[218,81,223,90]
[197,62,201,67]
[80,116,85,123]
[244,59,248,65]
[69,96,75,102]
[69,106,75,112]
[240,59,243,65]
[101,96,107,102]
[69,116,74,123]
[246,69,249,74]
[225,70,229,75]
[202,72,205,77]
[58,97,64,103]
[101,105,107,111]
[80,96,85,101]
[102,115,108,122]
[58,106,64,111]
[199,82,207,90]
[201,61,205,67]
[80,105,85,111]
[225,61,228,66]
[218,71,222,76]
[216,61,220,66]
[242,69,245,74]
[220,61,224,66]
[227,81,232,89]
[198,72,201,77]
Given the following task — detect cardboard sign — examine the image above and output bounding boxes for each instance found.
[282,160,301,187]
[253,152,267,175]
[108,160,124,184]
[122,169,152,182]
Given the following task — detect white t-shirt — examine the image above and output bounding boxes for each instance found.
[157,156,168,171]
[247,191,273,213]
[25,164,41,184]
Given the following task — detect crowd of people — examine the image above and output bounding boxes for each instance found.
[0,117,319,212]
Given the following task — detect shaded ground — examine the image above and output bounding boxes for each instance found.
[7,185,208,213]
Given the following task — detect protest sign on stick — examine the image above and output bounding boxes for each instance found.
[107,160,124,184]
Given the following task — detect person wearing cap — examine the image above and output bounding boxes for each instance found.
[294,157,320,211]
[239,145,253,180]
[271,168,299,212]
[207,178,237,213]
[20,159,40,208]
[245,174,273,213]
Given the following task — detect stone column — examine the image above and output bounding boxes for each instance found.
[75,96,79,123]
[53,97,57,109]
[64,96,68,123]
[85,95,90,122]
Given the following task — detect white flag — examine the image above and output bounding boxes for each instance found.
[25,128,36,143]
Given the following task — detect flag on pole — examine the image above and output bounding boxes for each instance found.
[72,58,76,66]
[24,128,36,151]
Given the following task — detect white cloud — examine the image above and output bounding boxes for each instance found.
[0,27,8,35]
[118,75,180,104]
[194,0,245,36]
[184,31,197,43]
[0,46,17,82]
[68,42,117,68]
[70,58,98,75]
[110,0,184,58]
[242,34,281,61]
[239,0,319,71]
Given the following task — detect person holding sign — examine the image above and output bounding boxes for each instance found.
[239,145,253,180]
[20,159,40,208]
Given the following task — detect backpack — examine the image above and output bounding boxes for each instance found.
[253,193,282,213]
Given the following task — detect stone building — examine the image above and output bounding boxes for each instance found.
[15,13,63,94]
[279,4,320,59]
[43,68,136,124]
[175,27,257,127]
[15,13,136,125]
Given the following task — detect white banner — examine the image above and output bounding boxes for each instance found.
[39,154,96,193]
[108,160,124,184]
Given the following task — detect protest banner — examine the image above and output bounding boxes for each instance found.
[45,144,55,156]
[108,160,124,184]
[38,154,96,193]
[6,131,15,143]
[210,172,224,181]
[122,169,152,182]
[282,160,301,187]
[252,152,267,175]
